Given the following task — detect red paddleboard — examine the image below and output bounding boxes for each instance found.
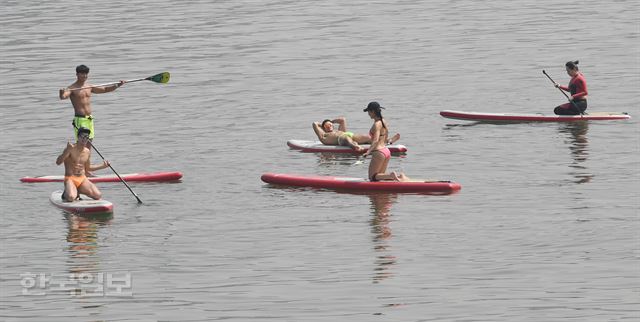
[261,173,461,194]
[21,171,182,183]
[440,110,631,122]
[49,191,113,214]
[287,140,407,153]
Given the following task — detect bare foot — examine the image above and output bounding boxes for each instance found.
[388,133,400,144]
[397,173,411,182]
[390,171,400,181]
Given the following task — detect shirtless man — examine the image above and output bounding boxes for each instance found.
[59,64,125,140]
[312,117,400,152]
[56,127,111,202]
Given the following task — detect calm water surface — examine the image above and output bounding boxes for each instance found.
[1,0,638,321]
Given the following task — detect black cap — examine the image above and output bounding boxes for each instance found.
[77,127,91,135]
[363,101,385,112]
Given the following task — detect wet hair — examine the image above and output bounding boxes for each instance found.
[565,60,579,71]
[321,119,332,129]
[76,64,90,74]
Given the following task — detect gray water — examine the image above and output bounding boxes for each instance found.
[1,0,638,321]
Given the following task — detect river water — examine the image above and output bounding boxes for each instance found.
[1,0,638,321]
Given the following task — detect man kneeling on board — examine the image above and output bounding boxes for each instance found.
[56,127,110,202]
[312,117,400,152]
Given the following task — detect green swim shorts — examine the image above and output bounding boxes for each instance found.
[337,131,354,146]
[72,115,95,139]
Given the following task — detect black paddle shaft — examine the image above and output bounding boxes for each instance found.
[542,70,584,115]
[72,123,143,203]
[90,142,143,204]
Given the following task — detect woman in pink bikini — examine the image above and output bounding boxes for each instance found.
[362,102,409,182]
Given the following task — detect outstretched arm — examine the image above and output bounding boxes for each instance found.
[92,80,125,94]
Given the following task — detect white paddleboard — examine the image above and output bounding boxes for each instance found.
[287,140,407,153]
[49,191,113,214]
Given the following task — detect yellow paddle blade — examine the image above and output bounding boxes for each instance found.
[147,72,170,84]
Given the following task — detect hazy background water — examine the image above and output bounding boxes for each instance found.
[1,0,638,321]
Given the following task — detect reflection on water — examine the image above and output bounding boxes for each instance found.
[316,153,363,167]
[368,193,398,283]
[559,122,592,184]
[65,213,112,295]
[315,152,406,168]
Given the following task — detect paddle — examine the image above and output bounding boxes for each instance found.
[69,72,170,91]
[542,70,584,115]
[89,142,143,204]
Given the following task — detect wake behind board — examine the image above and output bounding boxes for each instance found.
[287,140,408,153]
[21,171,182,183]
[261,173,461,194]
[440,110,631,122]
[50,191,113,214]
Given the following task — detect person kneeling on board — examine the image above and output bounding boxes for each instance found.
[55,127,110,202]
[312,117,400,153]
[553,60,588,115]
[362,102,409,182]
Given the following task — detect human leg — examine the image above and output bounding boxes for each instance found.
[340,135,364,152]
[352,134,372,144]
[62,179,78,202]
[554,101,586,115]
[353,133,400,145]
[368,149,395,181]
[77,179,102,200]
[388,133,400,144]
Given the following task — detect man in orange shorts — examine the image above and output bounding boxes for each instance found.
[56,127,110,202]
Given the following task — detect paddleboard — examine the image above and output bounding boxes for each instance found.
[287,140,408,153]
[21,171,182,183]
[440,110,631,122]
[49,191,113,214]
[261,173,461,194]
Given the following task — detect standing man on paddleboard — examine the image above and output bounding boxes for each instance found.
[56,127,110,202]
[59,64,125,140]
[553,60,588,115]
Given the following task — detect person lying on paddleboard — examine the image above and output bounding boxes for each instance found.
[56,127,110,202]
[312,117,400,153]
[59,64,126,140]
[362,102,409,182]
[553,60,588,115]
